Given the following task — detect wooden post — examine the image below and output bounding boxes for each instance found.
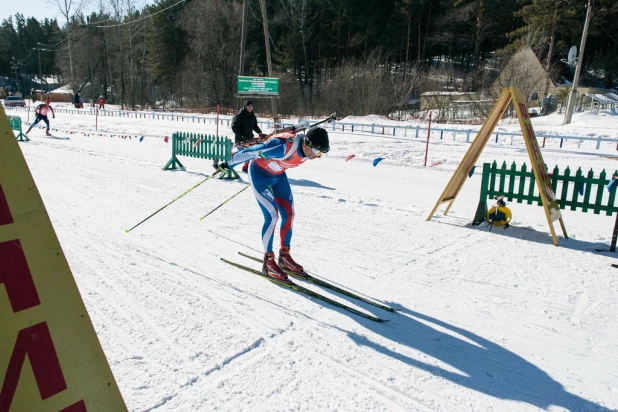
[424,112,432,166]
[216,104,220,137]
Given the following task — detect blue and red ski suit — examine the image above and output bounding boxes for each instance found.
[227,132,308,253]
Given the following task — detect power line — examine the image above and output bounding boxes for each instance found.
[83,0,185,29]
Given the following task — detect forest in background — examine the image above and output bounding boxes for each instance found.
[1,0,617,118]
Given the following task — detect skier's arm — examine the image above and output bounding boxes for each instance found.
[227,139,286,168]
[50,107,55,117]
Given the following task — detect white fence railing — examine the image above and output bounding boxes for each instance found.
[4,105,618,150]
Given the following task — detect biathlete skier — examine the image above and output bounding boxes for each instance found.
[217,126,330,282]
[26,99,55,136]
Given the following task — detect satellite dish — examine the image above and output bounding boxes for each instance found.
[568,46,577,64]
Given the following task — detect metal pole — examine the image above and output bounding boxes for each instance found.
[37,45,42,95]
[259,0,277,116]
[216,104,220,137]
[239,0,247,77]
[424,112,432,166]
[563,0,594,125]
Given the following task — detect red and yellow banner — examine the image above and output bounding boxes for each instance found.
[0,105,126,411]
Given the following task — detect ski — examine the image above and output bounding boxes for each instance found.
[238,252,397,312]
[221,258,389,323]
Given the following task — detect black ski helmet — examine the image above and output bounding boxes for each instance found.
[304,127,329,153]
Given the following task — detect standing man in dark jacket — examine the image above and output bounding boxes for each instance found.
[230,100,265,172]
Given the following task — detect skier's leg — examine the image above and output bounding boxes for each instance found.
[26,117,41,134]
[271,173,294,248]
[43,117,51,135]
[248,166,278,253]
[272,174,304,274]
[249,168,289,281]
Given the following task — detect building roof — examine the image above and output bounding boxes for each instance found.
[49,84,74,94]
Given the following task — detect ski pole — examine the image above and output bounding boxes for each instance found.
[200,184,251,221]
[126,170,220,233]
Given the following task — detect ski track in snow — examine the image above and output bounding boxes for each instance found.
[8,106,618,411]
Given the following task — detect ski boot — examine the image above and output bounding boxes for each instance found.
[263,252,290,283]
[46,129,52,137]
[278,246,308,278]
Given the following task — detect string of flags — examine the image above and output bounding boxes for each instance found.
[24,122,148,141]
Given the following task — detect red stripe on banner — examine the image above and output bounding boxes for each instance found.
[60,400,88,412]
[0,184,13,226]
[0,239,41,313]
[0,322,68,410]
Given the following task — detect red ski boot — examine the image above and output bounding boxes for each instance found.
[262,252,290,283]
[278,246,308,278]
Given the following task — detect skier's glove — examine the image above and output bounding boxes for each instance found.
[53,115,55,119]
[217,162,230,172]
[258,133,266,141]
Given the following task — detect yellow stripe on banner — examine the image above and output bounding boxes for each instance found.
[0,105,127,410]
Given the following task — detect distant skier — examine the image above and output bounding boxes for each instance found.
[230,100,266,172]
[97,95,106,110]
[26,99,55,136]
[217,126,330,282]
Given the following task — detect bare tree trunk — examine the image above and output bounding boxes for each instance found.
[404,1,412,77]
[422,0,432,62]
[67,31,74,86]
[544,7,559,96]
[474,0,484,68]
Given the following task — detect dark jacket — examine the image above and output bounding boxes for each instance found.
[231,108,262,144]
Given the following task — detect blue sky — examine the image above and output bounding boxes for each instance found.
[3,0,156,22]
[4,0,62,21]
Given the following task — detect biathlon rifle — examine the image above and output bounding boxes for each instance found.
[237,113,337,148]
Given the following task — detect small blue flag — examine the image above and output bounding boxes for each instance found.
[608,178,618,193]
[140,136,144,142]
[469,166,477,178]
[373,158,384,167]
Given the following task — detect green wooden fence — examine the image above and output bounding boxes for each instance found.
[8,116,28,142]
[163,132,237,179]
[473,161,618,225]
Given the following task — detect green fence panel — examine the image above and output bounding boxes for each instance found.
[473,161,618,226]
[8,116,29,142]
[163,132,238,179]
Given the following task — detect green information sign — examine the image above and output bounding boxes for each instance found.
[237,76,279,96]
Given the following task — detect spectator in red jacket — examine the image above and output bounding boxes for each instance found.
[97,95,106,110]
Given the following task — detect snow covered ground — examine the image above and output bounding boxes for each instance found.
[7,104,618,411]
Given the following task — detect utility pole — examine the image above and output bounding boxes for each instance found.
[239,0,247,77]
[36,43,42,91]
[563,0,593,125]
[11,57,19,95]
[259,0,277,116]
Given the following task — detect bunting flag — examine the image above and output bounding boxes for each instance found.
[468,165,476,177]
[22,122,146,141]
[372,158,384,167]
[345,154,355,162]
[164,136,169,143]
